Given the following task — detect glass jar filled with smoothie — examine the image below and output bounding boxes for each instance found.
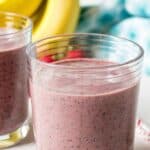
[28,34,143,150]
[0,12,32,148]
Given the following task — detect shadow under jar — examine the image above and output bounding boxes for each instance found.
[27,33,144,150]
[0,12,32,148]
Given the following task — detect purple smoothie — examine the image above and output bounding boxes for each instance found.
[0,45,28,135]
[31,58,139,150]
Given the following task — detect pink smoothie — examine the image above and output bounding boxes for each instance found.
[31,58,139,150]
[0,44,28,135]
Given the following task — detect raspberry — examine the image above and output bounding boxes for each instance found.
[39,55,54,63]
[66,49,84,58]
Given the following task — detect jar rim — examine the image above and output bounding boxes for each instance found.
[27,33,144,70]
[0,11,32,37]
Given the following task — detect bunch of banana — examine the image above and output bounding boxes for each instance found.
[0,0,80,41]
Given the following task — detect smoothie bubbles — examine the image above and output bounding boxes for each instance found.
[27,34,144,150]
[0,12,32,148]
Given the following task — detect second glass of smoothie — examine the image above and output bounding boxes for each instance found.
[28,34,144,150]
[0,12,32,148]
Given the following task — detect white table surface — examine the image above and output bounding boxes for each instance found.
[5,76,150,150]
[5,128,150,150]
[3,123,150,150]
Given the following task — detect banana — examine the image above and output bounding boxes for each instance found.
[31,0,46,24]
[0,0,42,16]
[32,0,80,42]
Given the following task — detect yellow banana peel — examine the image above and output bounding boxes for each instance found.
[0,0,42,16]
[32,0,80,41]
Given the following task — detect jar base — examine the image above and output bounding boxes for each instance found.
[0,123,30,148]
